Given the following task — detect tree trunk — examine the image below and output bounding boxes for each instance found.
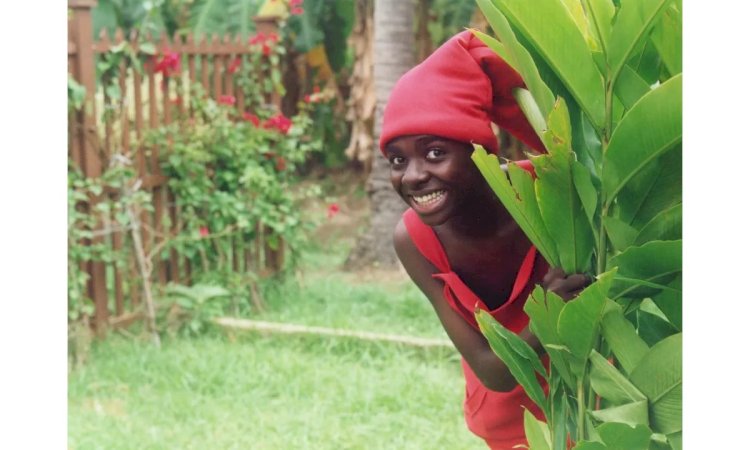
[345,0,415,270]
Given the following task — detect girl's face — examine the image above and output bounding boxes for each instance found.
[385,134,490,226]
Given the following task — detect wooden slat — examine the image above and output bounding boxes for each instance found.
[212,35,222,99]
[200,35,210,92]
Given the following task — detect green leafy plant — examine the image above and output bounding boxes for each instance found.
[148,84,322,280]
[471,0,682,448]
[159,283,232,336]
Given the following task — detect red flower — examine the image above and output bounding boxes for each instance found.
[199,226,209,237]
[242,112,260,126]
[171,95,183,106]
[327,203,340,219]
[263,113,293,134]
[304,94,311,103]
[249,33,265,45]
[313,85,320,93]
[290,0,303,6]
[218,95,236,106]
[267,33,279,43]
[262,43,272,56]
[263,151,277,160]
[153,51,180,77]
[290,6,304,15]
[228,57,242,74]
[275,156,287,171]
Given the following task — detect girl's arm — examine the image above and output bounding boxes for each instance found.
[393,217,587,392]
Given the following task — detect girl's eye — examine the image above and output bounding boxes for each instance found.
[426,148,445,160]
[389,156,406,166]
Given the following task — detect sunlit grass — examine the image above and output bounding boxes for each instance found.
[69,242,483,449]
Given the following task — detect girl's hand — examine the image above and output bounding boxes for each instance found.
[542,267,592,301]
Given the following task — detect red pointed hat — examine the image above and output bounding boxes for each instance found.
[379,30,545,155]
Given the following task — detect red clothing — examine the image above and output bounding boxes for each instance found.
[402,206,547,449]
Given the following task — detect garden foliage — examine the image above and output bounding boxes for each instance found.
[471,0,682,448]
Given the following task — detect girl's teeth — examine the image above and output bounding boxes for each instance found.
[413,190,445,205]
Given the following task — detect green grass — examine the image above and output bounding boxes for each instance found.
[69,243,484,449]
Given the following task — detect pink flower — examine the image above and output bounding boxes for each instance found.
[218,95,236,106]
[228,57,242,74]
[290,0,303,6]
[275,156,287,171]
[242,112,260,126]
[303,94,311,103]
[290,6,304,15]
[327,203,340,219]
[199,226,209,237]
[263,113,293,134]
[153,51,181,77]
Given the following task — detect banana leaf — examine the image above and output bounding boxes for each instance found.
[629,333,682,434]
[650,0,682,77]
[489,0,605,129]
[600,300,649,375]
[476,308,550,417]
[524,286,575,390]
[558,270,615,377]
[602,74,682,204]
[596,422,652,450]
[525,408,552,450]
[607,0,673,88]
[633,300,679,347]
[472,145,560,265]
[615,145,681,229]
[607,240,681,300]
[475,0,555,120]
[533,98,595,273]
[603,216,639,252]
[590,400,649,427]
[584,0,616,56]
[634,203,681,246]
[649,275,682,330]
[614,65,651,111]
[589,349,647,404]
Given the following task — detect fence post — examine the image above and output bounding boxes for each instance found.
[69,0,109,337]
[252,14,286,273]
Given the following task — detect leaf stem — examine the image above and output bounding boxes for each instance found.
[577,378,586,441]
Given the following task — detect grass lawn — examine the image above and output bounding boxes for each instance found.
[69,239,485,449]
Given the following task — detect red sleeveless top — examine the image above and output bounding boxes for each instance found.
[402,206,547,450]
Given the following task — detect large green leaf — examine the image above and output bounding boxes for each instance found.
[476,308,549,416]
[524,408,552,450]
[584,0,616,57]
[590,400,649,427]
[524,286,575,389]
[572,159,599,235]
[650,275,682,330]
[667,431,682,450]
[634,306,679,347]
[607,240,681,300]
[614,64,651,111]
[615,144,681,229]
[475,0,555,120]
[490,0,605,129]
[607,0,672,88]
[589,349,646,405]
[549,374,571,450]
[600,300,649,374]
[602,74,682,204]
[558,270,615,377]
[534,98,595,273]
[472,145,560,265]
[630,333,682,434]
[650,0,682,77]
[603,216,638,252]
[574,442,607,450]
[634,203,681,246]
[596,422,652,450]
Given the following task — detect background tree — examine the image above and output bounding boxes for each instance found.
[345,0,414,269]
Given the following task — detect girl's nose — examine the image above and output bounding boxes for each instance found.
[402,160,430,187]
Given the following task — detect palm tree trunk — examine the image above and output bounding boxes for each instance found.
[345,0,414,270]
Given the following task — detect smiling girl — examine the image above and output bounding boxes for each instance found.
[379,31,588,449]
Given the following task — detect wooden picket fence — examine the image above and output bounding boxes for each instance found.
[68,0,285,335]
